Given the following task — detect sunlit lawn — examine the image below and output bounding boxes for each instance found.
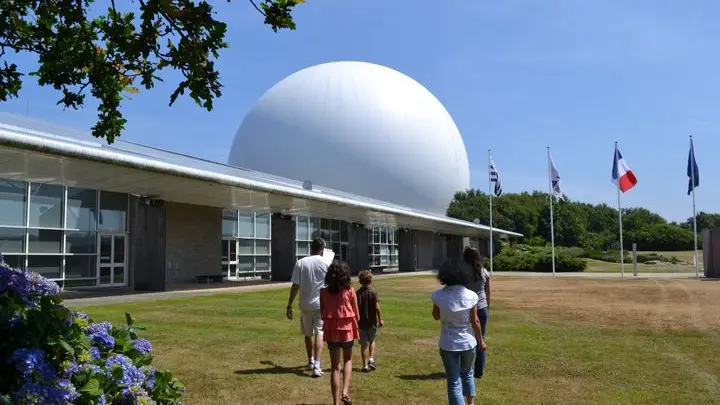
[73,276,720,405]
[586,250,702,273]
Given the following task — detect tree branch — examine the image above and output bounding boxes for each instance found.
[248,0,267,16]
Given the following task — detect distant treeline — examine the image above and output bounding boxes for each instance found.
[448,190,720,252]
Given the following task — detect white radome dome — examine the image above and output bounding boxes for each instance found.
[228,61,470,215]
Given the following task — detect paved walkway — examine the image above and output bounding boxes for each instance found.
[64,270,435,307]
[64,270,705,307]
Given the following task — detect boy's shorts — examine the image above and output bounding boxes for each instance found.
[359,327,377,345]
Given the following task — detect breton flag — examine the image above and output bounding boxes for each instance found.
[489,157,503,197]
[549,152,563,200]
[687,138,699,195]
[611,146,638,193]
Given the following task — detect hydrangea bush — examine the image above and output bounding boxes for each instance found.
[0,260,184,404]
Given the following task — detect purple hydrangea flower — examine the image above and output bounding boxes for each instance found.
[26,271,60,298]
[98,395,108,405]
[87,322,115,350]
[90,346,101,360]
[10,348,56,381]
[120,385,156,405]
[106,354,144,387]
[12,379,76,405]
[0,263,10,292]
[140,366,157,391]
[133,338,153,355]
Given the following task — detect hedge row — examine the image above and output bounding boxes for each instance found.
[492,248,587,272]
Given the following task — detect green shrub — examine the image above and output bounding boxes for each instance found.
[493,249,587,272]
[0,262,185,404]
[586,249,631,263]
[555,246,586,258]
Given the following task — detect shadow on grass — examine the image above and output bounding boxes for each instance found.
[235,360,307,377]
[396,372,446,381]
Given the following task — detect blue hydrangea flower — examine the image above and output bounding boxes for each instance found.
[0,262,10,292]
[87,322,115,350]
[106,354,144,387]
[90,346,101,360]
[140,366,157,391]
[10,348,56,381]
[133,338,153,355]
[13,380,76,405]
[54,379,79,402]
[7,268,31,303]
[26,271,60,299]
[62,361,81,377]
[120,385,157,405]
[97,394,108,405]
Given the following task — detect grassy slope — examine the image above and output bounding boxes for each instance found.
[75,277,720,405]
[586,250,702,273]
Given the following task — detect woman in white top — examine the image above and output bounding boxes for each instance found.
[463,247,491,379]
[432,259,487,405]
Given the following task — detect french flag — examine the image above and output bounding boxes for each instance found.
[612,146,638,193]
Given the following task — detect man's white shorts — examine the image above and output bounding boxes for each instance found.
[300,310,323,337]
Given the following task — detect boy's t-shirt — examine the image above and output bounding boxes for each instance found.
[356,286,378,330]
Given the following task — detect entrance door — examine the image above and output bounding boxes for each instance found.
[222,239,238,279]
[98,233,127,286]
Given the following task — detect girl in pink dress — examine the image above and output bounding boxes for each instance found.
[320,261,360,405]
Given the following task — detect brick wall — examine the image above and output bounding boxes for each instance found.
[164,202,221,285]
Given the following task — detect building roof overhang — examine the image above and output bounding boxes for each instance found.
[0,113,522,239]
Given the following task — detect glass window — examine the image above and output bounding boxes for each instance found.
[296,242,310,257]
[238,239,253,255]
[62,278,97,288]
[256,213,270,239]
[0,180,27,226]
[256,256,270,271]
[66,188,97,230]
[28,229,62,253]
[237,256,253,274]
[238,212,254,238]
[0,227,25,253]
[65,255,96,278]
[1,254,24,269]
[255,240,270,255]
[28,255,62,278]
[296,216,309,240]
[99,191,127,231]
[340,222,348,241]
[310,218,320,239]
[29,183,63,228]
[221,240,230,261]
[222,210,238,237]
[66,231,96,254]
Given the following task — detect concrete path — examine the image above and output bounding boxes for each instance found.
[64,270,705,307]
[64,270,436,307]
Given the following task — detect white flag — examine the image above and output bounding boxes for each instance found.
[549,152,563,200]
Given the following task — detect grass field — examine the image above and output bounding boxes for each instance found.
[75,276,720,405]
[585,250,702,273]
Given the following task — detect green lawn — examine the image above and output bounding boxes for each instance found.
[585,250,702,273]
[73,276,720,405]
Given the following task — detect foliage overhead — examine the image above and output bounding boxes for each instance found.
[448,190,719,251]
[0,0,304,144]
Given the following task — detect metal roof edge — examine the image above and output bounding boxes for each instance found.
[0,127,522,238]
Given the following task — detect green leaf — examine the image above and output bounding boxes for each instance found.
[0,394,11,405]
[80,378,103,396]
[57,338,75,355]
[125,312,135,327]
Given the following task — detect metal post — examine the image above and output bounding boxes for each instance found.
[632,243,638,277]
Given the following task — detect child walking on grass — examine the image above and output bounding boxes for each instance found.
[356,270,383,372]
[320,261,359,405]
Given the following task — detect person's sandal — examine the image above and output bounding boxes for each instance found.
[342,394,353,405]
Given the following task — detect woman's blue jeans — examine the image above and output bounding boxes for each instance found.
[439,348,476,405]
[474,306,489,379]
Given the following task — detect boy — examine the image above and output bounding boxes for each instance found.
[356,270,383,372]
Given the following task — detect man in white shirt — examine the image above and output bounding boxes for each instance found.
[286,238,328,377]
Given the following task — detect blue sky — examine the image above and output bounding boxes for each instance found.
[2,0,717,222]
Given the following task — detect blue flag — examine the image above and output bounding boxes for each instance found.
[687,138,699,195]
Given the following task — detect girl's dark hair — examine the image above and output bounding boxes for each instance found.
[462,247,485,282]
[324,260,352,294]
[437,259,470,287]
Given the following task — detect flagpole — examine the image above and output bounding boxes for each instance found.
[615,142,625,279]
[547,147,556,278]
[690,135,699,279]
[488,149,494,275]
